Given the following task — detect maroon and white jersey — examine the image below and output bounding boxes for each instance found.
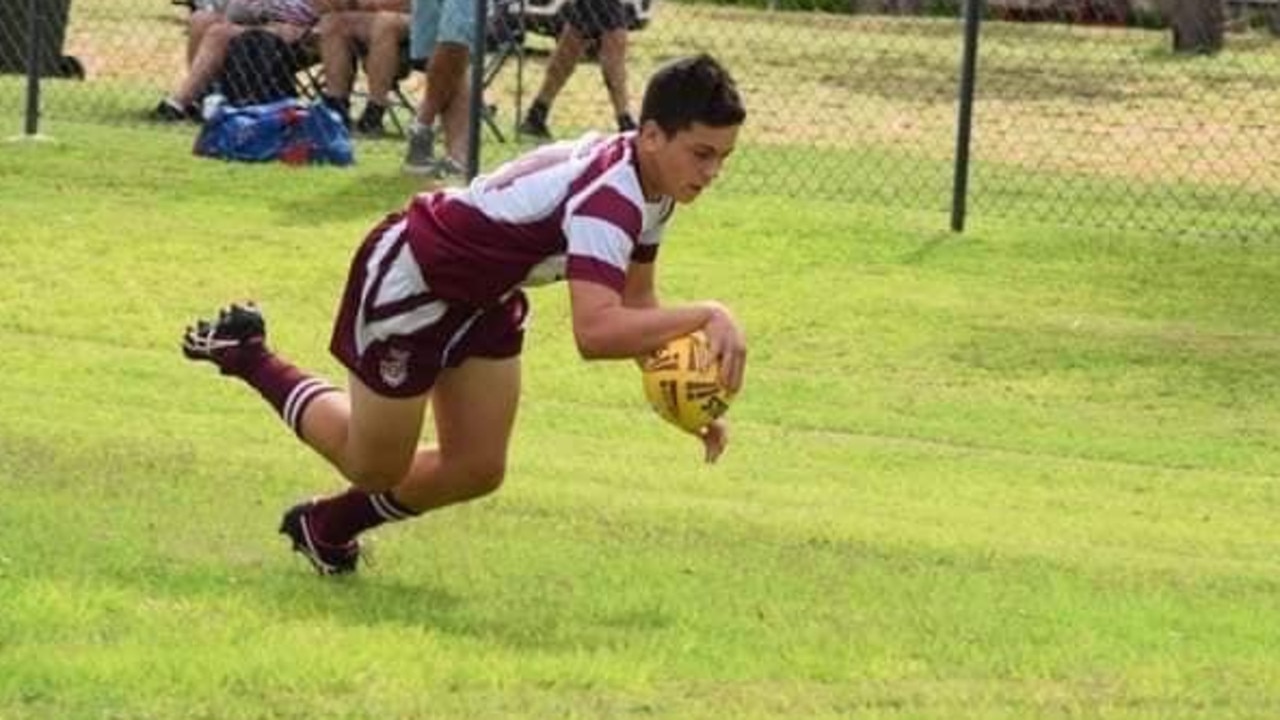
[402,132,674,306]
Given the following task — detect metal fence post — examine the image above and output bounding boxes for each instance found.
[23,0,40,136]
[467,0,489,179]
[951,0,983,233]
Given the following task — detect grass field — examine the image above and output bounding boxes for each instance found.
[2,121,1280,719]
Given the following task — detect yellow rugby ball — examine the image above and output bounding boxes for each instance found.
[640,331,735,433]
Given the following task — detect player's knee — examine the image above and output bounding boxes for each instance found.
[457,456,507,499]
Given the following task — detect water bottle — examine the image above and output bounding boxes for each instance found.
[202,93,226,122]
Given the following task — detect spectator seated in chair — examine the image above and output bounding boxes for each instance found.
[518,0,637,141]
[153,0,343,122]
[314,0,412,134]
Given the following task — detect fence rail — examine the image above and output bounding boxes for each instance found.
[3,0,1279,238]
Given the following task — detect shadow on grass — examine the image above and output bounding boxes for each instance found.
[899,230,956,264]
[103,560,670,653]
[270,166,426,227]
[4,430,670,652]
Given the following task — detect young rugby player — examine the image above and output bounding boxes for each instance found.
[183,54,748,575]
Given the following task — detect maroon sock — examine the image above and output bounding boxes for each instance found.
[309,488,420,545]
[234,352,338,437]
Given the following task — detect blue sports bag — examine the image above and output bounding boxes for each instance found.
[194,98,354,166]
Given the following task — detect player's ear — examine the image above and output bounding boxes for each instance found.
[636,120,666,151]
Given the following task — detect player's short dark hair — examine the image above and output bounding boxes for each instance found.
[640,54,746,136]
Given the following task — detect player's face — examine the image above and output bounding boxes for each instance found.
[639,122,739,204]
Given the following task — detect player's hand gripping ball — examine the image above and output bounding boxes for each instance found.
[641,331,736,433]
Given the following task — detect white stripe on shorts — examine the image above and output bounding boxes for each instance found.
[355,219,448,356]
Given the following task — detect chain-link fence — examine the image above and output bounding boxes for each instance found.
[3,0,1278,238]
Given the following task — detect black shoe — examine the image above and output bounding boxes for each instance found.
[151,98,200,123]
[354,103,386,136]
[518,114,552,141]
[181,302,267,375]
[279,500,361,576]
[321,94,352,129]
[617,113,637,132]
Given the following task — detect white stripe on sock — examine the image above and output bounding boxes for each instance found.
[283,379,333,432]
[369,493,411,521]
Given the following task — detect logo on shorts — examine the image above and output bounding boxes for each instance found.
[380,348,410,389]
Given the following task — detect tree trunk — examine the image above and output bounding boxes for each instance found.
[1168,0,1225,53]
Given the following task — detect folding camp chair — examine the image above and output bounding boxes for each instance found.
[351,10,522,143]
[369,0,527,141]
[481,0,527,141]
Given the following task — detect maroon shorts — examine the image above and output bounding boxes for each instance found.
[329,214,529,398]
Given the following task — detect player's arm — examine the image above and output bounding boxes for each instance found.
[621,261,660,368]
[569,279,746,392]
[570,279,707,359]
[622,260,659,310]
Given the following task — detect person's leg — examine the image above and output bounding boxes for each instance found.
[318,11,374,123]
[298,283,529,552]
[182,301,423,489]
[519,24,586,139]
[184,229,439,573]
[400,356,520,510]
[597,27,633,130]
[339,357,519,510]
[294,356,518,566]
[294,373,429,489]
[243,355,429,575]
[405,0,475,174]
[186,9,222,64]
[175,21,244,104]
[364,12,411,107]
[155,20,246,119]
[184,288,525,576]
[404,41,469,172]
[403,0,443,170]
[437,49,472,165]
[536,24,587,107]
